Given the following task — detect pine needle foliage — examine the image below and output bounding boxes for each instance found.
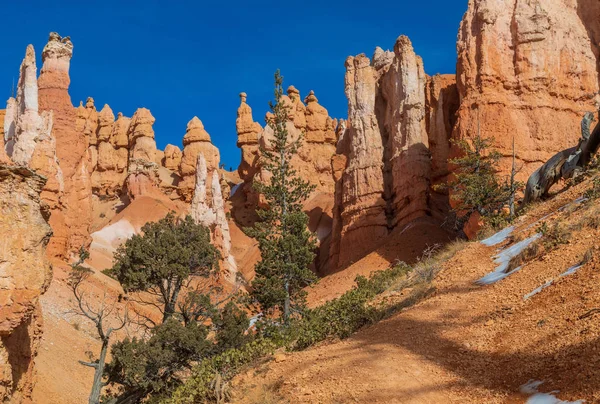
[449,134,504,218]
[248,70,318,324]
[107,213,220,324]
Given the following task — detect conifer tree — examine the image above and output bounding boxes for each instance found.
[249,70,318,324]
[446,115,507,226]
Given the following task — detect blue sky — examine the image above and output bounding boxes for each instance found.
[2,1,467,170]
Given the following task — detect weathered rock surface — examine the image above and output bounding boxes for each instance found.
[0,110,8,163]
[0,165,52,402]
[163,144,182,171]
[179,117,220,201]
[236,92,262,181]
[455,0,600,179]
[5,46,55,167]
[3,44,64,219]
[426,74,460,220]
[190,154,237,281]
[330,36,458,271]
[38,32,93,260]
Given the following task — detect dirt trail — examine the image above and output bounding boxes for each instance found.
[233,181,600,403]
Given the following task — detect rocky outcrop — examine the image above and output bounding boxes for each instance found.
[257,87,337,191]
[5,45,55,167]
[0,110,8,163]
[455,0,600,179]
[426,74,460,220]
[3,44,64,218]
[125,108,162,199]
[163,144,182,171]
[330,36,458,271]
[179,117,220,201]
[329,52,388,270]
[0,165,52,402]
[236,92,262,181]
[190,154,237,282]
[191,154,215,226]
[38,32,93,259]
[92,106,129,196]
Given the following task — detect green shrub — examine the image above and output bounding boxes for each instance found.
[293,265,409,349]
[166,264,410,403]
[166,338,279,404]
[584,177,600,200]
[537,221,570,251]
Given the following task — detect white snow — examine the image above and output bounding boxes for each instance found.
[481,226,515,247]
[523,263,584,300]
[520,380,584,404]
[476,233,542,285]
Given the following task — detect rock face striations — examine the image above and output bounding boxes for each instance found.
[179,117,220,202]
[330,36,459,271]
[37,32,92,259]
[236,87,338,194]
[455,0,600,178]
[190,154,237,281]
[0,166,52,403]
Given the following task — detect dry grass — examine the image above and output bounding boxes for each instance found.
[582,247,595,265]
[236,379,287,404]
[387,239,468,292]
[507,240,542,273]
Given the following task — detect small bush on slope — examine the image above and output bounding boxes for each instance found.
[165,264,411,403]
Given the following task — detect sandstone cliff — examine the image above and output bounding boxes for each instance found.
[0,166,52,402]
[455,0,600,178]
[330,36,458,270]
[330,36,458,271]
[190,154,237,281]
[236,86,339,273]
[179,117,221,202]
[38,32,93,260]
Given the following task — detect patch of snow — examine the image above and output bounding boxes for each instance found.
[523,264,584,300]
[477,266,522,285]
[481,226,515,246]
[527,393,585,404]
[560,264,582,278]
[230,182,242,198]
[90,219,136,253]
[559,197,588,212]
[476,233,542,285]
[520,380,584,404]
[524,280,554,300]
[249,313,263,328]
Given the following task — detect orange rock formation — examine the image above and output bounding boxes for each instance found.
[455,0,600,179]
[330,36,458,271]
[0,166,52,402]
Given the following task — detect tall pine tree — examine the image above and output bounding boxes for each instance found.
[249,70,318,324]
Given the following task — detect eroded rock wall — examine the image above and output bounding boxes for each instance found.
[0,166,52,402]
[330,36,453,271]
[38,32,92,259]
[455,0,600,179]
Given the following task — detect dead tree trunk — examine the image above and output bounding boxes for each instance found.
[524,111,599,205]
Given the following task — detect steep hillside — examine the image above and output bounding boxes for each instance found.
[231,177,600,403]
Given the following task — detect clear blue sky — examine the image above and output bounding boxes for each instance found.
[2,0,467,170]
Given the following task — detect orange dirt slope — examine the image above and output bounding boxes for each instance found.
[232,178,600,403]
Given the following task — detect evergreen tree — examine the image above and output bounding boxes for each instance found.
[107,213,220,325]
[249,70,318,324]
[445,116,512,227]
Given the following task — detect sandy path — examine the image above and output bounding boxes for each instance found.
[233,181,600,403]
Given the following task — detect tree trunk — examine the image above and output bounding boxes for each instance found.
[283,280,290,324]
[523,111,600,205]
[88,338,109,404]
[509,136,516,219]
